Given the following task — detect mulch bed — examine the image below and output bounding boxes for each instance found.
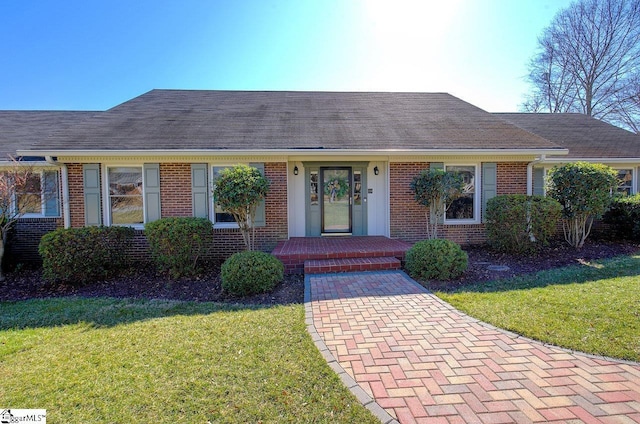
[1,240,638,304]
[433,239,639,291]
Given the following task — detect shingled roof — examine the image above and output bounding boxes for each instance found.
[496,113,640,159]
[0,111,97,160]
[23,90,563,154]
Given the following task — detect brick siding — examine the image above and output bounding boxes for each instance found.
[5,218,63,265]
[68,163,89,228]
[497,162,528,195]
[160,163,192,217]
[208,162,289,259]
[389,162,430,241]
[65,162,289,263]
[16,159,533,266]
[389,161,530,245]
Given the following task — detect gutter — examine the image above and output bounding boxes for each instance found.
[526,155,546,196]
[45,156,70,229]
[19,147,569,158]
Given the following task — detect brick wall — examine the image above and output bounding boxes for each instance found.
[5,218,63,266]
[18,161,289,266]
[390,161,530,245]
[5,168,67,265]
[67,163,88,228]
[497,162,528,195]
[160,163,192,217]
[209,162,289,258]
[389,162,429,241]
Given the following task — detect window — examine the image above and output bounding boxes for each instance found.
[16,173,42,214]
[445,165,477,222]
[2,169,60,217]
[108,167,143,225]
[212,166,236,225]
[310,171,319,205]
[616,169,633,195]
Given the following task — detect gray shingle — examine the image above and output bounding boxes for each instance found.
[495,113,640,159]
[26,90,561,152]
[0,111,97,159]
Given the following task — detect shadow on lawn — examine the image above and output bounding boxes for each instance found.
[0,297,281,331]
[449,254,640,294]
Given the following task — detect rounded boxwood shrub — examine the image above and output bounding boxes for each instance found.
[145,217,213,278]
[39,226,134,285]
[405,239,468,281]
[221,251,284,296]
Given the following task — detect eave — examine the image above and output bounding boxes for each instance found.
[17,147,569,163]
[538,157,640,163]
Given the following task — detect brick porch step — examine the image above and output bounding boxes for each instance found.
[304,256,401,274]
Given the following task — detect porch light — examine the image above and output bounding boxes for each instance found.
[374,166,379,176]
[293,165,299,175]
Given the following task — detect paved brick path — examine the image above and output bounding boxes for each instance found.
[305,271,640,424]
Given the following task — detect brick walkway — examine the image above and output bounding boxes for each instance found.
[305,271,640,424]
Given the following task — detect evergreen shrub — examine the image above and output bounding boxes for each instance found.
[405,239,467,281]
[39,226,134,284]
[221,251,284,296]
[486,194,561,254]
[145,217,213,278]
[603,194,640,241]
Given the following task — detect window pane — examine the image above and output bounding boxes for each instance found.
[353,171,362,206]
[446,165,475,220]
[109,167,142,196]
[23,174,41,193]
[617,169,632,196]
[310,171,319,205]
[16,174,42,214]
[111,196,143,225]
[109,167,143,225]
[212,166,236,223]
[17,193,41,214]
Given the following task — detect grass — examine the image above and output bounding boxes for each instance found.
[437,254,640,362]
[0,298,378,424]
[323,199,350,231]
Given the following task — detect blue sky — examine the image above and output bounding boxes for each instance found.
[1,0,572,112]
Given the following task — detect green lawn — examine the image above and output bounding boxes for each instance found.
[0,298,378,424]
[437,254,640,362]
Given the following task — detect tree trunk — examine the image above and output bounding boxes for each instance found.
[0,230,6,282]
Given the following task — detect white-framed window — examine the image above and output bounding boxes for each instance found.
[16,172,43,215]
[615,168,634,195]
[445,164,479,223]
[212,165,239,228]
[2,169,60,218]
[107,166,144,226]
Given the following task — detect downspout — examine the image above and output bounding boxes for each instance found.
[526,155,546,196]
[45,156,70,229]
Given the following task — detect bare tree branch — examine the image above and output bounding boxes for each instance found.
[521,0,640,133]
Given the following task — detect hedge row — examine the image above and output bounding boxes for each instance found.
[603,194,640,241]
[39,226,134,285]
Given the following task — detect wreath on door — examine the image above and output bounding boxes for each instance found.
[324,175,349,200]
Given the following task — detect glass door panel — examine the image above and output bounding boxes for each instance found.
[321,168,351,233]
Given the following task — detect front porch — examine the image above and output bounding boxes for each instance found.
[272,236,412,274]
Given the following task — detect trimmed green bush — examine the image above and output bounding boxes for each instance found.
[39,226,134,285]
[213,165,269,250]
[145,217,213,278]
[486,194,562,254]
[405,239,468,281]
[221,251,284,296]
[409,168,464,239]
[547,162,618,248]
[603,194,640,241]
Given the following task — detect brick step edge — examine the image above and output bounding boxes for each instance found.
[304,256,401,274]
